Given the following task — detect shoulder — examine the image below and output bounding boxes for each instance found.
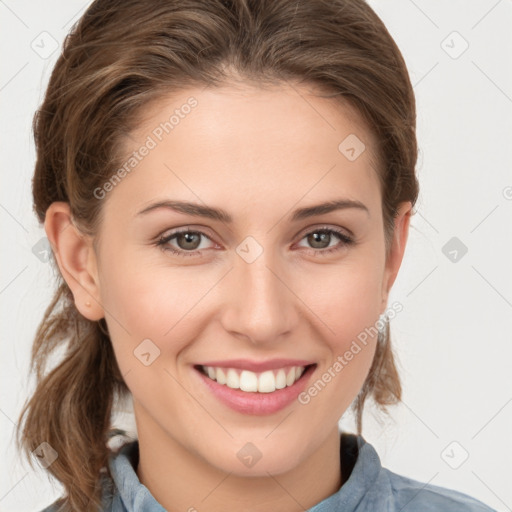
[37,473,117,512]
[38,441,139,512]
[37,500,64,512]
[380,467,497,511]
[330,434,497,512]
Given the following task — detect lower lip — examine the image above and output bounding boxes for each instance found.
[194,365,316,415]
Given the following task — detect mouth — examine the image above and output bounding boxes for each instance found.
[194,363,315,393]
[193,362,317,415]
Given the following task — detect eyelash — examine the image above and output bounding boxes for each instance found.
[155,226,355,258]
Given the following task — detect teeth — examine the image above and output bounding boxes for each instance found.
[275,369,286,389]
[257,371,275,393]
[216,368,227,385]
[226,369,239,389]
[201,365,306,393]
[286,368,295,386]
[240,370,258,392]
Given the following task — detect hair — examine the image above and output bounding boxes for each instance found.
[17,0,419,509]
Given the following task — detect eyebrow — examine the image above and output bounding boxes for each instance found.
[136,198,370,222]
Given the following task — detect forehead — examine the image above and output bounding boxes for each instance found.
[106,82,381,220]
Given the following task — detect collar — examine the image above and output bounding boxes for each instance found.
[107,432,381,511]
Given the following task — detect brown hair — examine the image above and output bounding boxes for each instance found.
[17,0,418,509]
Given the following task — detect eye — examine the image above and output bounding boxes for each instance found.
[155,226,355,258]
[295,227,354,257]
[156,228,215,257]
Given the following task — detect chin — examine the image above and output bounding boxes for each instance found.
[201,435,307,478]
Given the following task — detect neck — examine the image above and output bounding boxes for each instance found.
[135,409,343,512]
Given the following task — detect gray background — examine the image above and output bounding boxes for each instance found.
[1,1,511,511]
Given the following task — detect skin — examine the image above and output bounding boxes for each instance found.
[45,82,411,512]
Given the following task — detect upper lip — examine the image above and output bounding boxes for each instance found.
[195,359,316,372]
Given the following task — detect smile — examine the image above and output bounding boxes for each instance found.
[198,365,307,393]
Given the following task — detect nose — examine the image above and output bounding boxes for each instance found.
[219,243,299,345]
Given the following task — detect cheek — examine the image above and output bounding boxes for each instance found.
[298,252,385,345]
[296,268,381,421]
[99,243,184,327]
[294,251,384,402]
[98,255,214,370]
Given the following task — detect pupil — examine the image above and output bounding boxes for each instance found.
[309,232,329,249]
[179,232,200,250]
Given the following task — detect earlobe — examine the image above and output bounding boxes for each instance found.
[380,202,412,313]
[44,202,104,321]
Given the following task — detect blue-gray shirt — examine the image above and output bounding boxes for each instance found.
[40,432,496,511]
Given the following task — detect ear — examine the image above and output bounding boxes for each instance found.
[44,201,104,321]
[380,201,412,314]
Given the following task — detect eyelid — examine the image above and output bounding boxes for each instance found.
[156,223,352,245]
[155,225,217,242]
[157,227,217,247]
[294,223,354,241]
[155,223,355,258]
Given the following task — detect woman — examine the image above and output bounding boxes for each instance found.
[16,0,496,510]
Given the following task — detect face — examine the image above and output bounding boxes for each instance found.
[79,83,409,476]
